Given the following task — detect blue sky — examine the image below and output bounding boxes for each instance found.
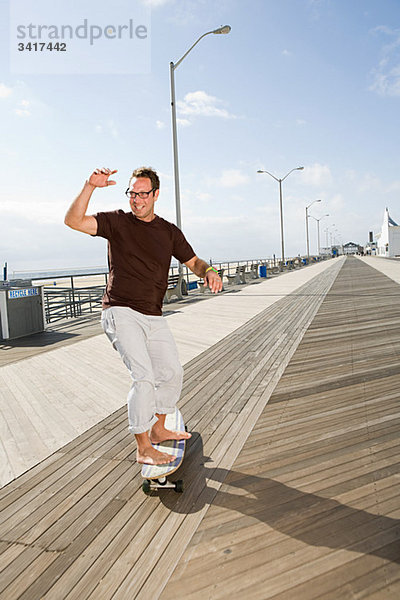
[1,0,400,272]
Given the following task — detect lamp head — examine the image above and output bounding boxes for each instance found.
[297,166,304,170]
[257,170,264,173]
[213,25,231,34]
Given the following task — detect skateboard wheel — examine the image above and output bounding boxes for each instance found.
[175,480,184,493]
[142,480,151,494]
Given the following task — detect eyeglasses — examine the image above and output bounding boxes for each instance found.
[125,188,156,199]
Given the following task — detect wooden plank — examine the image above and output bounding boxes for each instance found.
[0,548,60,600]
[20,459,135,549]
[46,493,156,600]
[0,455,104,539]
[0,542,29,575]
[12,499,126,600]
[0,545,45,596]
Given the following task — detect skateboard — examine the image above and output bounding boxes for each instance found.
[141,407,186,494]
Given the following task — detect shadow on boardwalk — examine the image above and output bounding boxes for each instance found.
[159,433,400,565]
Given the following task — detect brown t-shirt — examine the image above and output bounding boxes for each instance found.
[94,210,196,316]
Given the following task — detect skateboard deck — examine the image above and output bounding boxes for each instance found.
[141,407,186,493]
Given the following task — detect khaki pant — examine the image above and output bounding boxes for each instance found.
[101,306,183,434]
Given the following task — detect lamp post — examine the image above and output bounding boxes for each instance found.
[324,227,329,250]
[309,213,329,255]
[170,25,231,234]
[305,199,321,259]
[325,223,335,253]
[257,166,304,265]
[332,227,341,252]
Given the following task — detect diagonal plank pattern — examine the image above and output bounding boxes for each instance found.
[0,259,338,489]
[0,259,345,600]
[162,257,400,600]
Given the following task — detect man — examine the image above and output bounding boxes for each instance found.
[65,166,222,465]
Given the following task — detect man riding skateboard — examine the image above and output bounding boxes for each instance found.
[65,166,222,465]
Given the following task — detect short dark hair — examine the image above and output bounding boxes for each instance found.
[129,166,160,190]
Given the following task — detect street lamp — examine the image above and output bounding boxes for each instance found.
[325,223,335,252]
[305,199,321,259]
[170,25,231,235]
[257,166,304,265]
[324,227,329,250]
[332,227,340,250]
[309,213,329,255]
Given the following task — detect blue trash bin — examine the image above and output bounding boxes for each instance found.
[259,265,267,278]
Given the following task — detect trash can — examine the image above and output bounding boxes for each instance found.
[0,282,45,340]
[259,265,267,278]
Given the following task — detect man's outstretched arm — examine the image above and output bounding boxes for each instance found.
[184,256,223,294]
[64,167,117,235]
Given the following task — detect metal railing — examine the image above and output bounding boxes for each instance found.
[44,285,104,323]
[37,256,326,324]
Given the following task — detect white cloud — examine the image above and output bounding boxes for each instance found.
[15,108,31,117]
[2,199,64,225]
[344,169,357,182]
[357,172,381,193]
[307,0,326,20]
[282,49,292,57]
[328,194,345,211]
[177,90,236,120]
[386,180,400,193]
[14,99,31,117]
[185,214,245,226]
[355,172,400,195]
[141,0,174,6]
[370,26,400,97]
[296,119,307,126]
[218,169,250,188]
[195,192,213,202]
[0,84,36,116]
[176,118,191,127]
[0,83,13,98]
[95,119,118,138]
[156,120,166,129]
[161,0,208,27]
[301,163,333,187]
[158,170,173,181]
[370,63,400,97]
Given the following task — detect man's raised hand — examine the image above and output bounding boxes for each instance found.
[88,167,118,188]
[65,168,116,234]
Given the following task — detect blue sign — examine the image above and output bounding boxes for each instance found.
[8,287,39,299]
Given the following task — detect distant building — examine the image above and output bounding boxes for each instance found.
[319,247,331,257]
[320,245,343,256]
[376,208,400,257]
[365,241,377,255]
[365,231,377,255]
[343,242,362,255]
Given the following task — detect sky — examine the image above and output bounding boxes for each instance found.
[1,0,400,274]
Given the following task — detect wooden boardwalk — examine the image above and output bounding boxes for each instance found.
[163,257,400,599]
[0,259,337,488]
[0,257,399,599]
